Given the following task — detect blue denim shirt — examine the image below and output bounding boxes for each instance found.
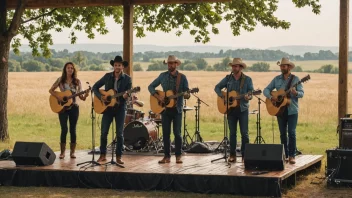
[92,72,132,107]
[148,70,189,114]
[263,74,304,115]
[214,73,254,112]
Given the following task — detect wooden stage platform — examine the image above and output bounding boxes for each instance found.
[0,150,323,197]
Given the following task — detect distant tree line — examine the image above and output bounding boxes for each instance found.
[8,48,345,73]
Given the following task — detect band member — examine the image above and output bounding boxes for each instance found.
[214,58,254,163]
[148,55,190,164]
[263,57,304,164]
[49,62,89,159]
[93,55,132,164]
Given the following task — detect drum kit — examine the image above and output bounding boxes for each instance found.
[122,95,201,153]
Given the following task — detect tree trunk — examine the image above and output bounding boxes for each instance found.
[0,41,10,141]
[0,0,9,141]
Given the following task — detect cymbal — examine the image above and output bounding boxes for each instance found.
[183,106,194,111]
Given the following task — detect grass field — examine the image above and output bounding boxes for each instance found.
[1,71,351,197]
[135,58,352,71]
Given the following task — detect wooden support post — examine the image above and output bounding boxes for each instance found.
[339,0,349,120]
[123,1,134,79]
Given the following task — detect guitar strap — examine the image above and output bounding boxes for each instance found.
[285,74,295,98]
[176,72,182,94]
[240,73,246,90]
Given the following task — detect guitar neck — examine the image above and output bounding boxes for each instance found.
[112,89,134,98]
[67,90,88,99]
[168,91,187,99]
[285,81,301,95]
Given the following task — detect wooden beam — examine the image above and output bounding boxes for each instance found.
[131,0,230,5]
[123,2,133,79]
[7,0,229,9]
[6,0,123,9]
[339,0,349,120]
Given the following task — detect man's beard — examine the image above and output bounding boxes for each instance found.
[281,69,288,74]
[168,67,176,72]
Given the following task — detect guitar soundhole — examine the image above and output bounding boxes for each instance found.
[62,97,68,102]
[106,96,112,102]
[164,98,170,106]
[277,96,283,102]
[228,97,234,105]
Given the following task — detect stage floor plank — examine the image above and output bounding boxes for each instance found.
[0,150,323,197]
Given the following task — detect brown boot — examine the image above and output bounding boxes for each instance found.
[97,154,106,163]
[70,143,76,159]
[176,155,183,164]
[116,155,124,164]
[289,157,296,164]
[158,156,171,164]
[228,155,236,163]
[59,143,66,159]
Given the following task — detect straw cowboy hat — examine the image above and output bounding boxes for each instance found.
[228,58,247,69]
[110,55,129,67]
[163,55,181,66]
[277,57,295,68]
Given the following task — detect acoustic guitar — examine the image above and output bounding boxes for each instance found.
[217,89,262,114]
[93,86,140,114]
[150,87,199,114]
[49,88,91,113]
[265,75,310,116]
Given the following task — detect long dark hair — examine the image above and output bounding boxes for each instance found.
[60,62,78,87]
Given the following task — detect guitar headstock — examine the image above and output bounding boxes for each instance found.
[251,89,262,96]
[189,87,199,94]
[130,86,141,93]
[301,74,311,83]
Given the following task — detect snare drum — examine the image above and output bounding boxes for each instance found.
[135,110,145,120]
[123,120,158,149]
[149,110,162,122]
[125,108,138,124]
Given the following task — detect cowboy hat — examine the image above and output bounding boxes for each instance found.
[277,57,295,68]
[110,55,128,67]
[228,58,247,69]
[163,55,181,66]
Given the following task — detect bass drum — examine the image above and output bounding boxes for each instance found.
[123,120,158,149]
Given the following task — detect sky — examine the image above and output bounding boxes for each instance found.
[42,0,340,49]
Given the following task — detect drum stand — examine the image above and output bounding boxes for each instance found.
[253,95,266,144]
[182,100,193,149]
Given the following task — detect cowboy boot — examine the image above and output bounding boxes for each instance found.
[116,155,124,164]
[59,143,66,159]
[176,155,183,164]
[158,156,171,164]
[97,154,106,163]
[70,143,76,159]
[289,157,296,164]
[228,154,236,163]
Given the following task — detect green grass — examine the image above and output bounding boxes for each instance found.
[0,113,338,155]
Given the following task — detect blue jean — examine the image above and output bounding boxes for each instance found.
[58,105,79,144]
[277,108,298,158]
[161,108,182,157]
[227,107,249,156]
[100,106,126,156]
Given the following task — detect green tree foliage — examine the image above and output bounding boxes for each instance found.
[133,63,143,71]
[147,61,164,71]
[249,62,270,72]
[22,60,44,72]
[314,64,338,74]
[213,57,231,71]
[183,63,198,71]
[8,60,20,72]
[193,58,208,70]
[292,66,303,72]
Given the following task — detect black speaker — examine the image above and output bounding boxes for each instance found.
[244,144,285,171]
[339,118,352,149]
[12,142,56,166]
[326,149,352,183]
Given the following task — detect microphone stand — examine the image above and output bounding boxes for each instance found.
[77,83,100,168]
[211,72,232,166]
[191,93,209,143]
[253,95,266,144]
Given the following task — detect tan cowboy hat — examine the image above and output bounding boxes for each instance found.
[228,58,247,69]
[163,55,181,66]
[277,57,295,68]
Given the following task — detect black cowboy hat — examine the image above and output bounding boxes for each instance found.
[110,55,129,67]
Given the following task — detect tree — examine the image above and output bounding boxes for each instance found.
[0,1,321,141]
[193,58,208,70]
[133,63,143,71]
[183,63,198,71]
[250,62,270,72]
[292,66,303,72]
[22,60,44,72]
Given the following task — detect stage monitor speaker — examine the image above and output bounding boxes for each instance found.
[244,144,285,171]
[12,142,56,166]
[326,149,352,184]
[338,118,352,149]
